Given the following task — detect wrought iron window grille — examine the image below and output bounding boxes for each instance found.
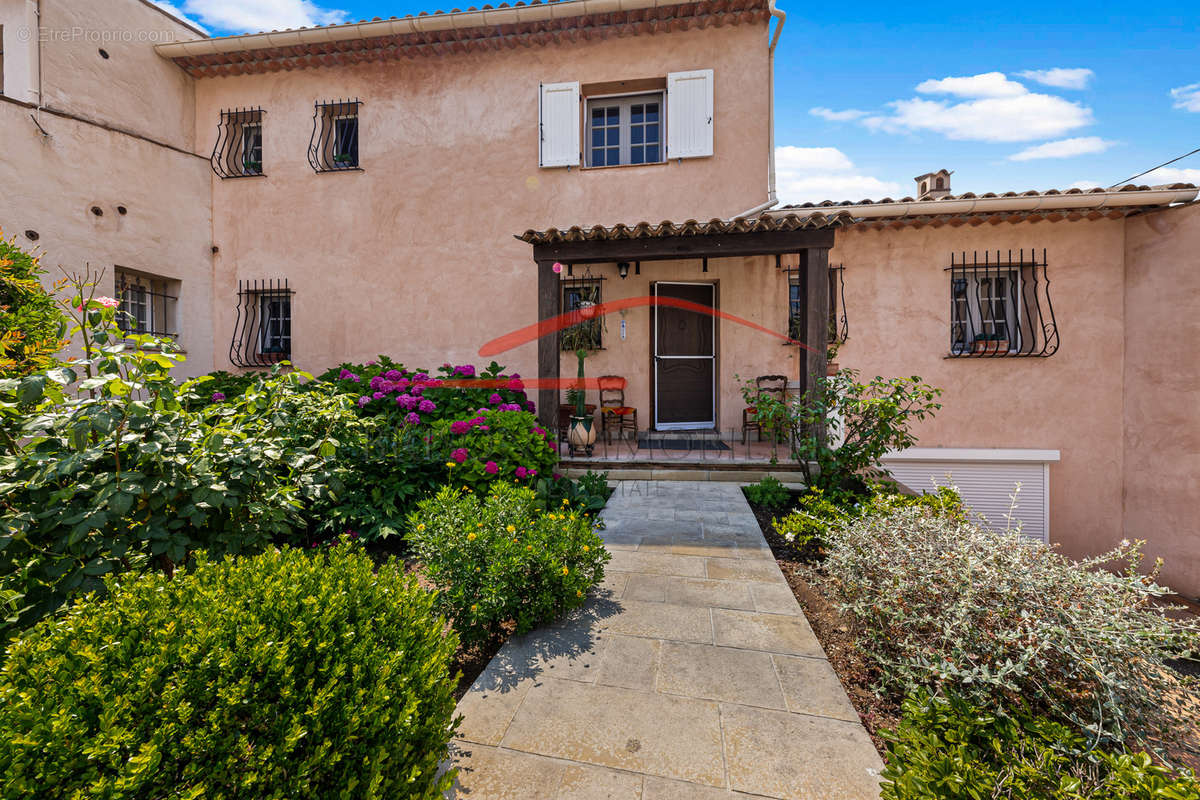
[114,270,178,338]
[230,279,293,368]
[309,99,361,173]
[947,249,1059,358]
[560,267,605,351]
[786,264,848,344]
[211,107,266,179]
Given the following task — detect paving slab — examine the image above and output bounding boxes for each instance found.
[446,480,881,799]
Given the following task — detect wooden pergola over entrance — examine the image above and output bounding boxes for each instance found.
[516,212,850,427]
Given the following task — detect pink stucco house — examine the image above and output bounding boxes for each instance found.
[2,0,1197,595]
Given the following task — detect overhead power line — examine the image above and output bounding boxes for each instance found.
[1108,147,1200,189]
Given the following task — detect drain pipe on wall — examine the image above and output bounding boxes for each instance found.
[732,0,785,219]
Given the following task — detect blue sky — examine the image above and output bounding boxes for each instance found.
[156,0,1200,203]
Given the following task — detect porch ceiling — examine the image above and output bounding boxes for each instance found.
[517,211,849,263]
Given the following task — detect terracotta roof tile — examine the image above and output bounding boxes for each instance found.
[516,211,850,245]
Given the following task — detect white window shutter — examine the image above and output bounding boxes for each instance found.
[667,69,714,159]
[539,82,580,168]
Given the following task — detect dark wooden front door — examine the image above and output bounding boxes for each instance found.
[653,282,715,429]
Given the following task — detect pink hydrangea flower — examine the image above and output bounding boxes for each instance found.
[451,447,469,463]
[454,365,475,377]
[515,466,529,479]
[488,393,503,404]
[507,378,524,390]
[450,420,471,434]
[372,391,385,401]
[405,412,421,424]
[484,461,499,475]
[418,398,436,413]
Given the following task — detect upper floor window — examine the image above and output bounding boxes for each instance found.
[211,108,266,179]
[309,99,361,172]
[538,70,713,169]
[947,250,1059,358]
[586,94,662,167]
[114,268,178,339]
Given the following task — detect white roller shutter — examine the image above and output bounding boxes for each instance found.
[666,69,713,159]
[879,449,1058,543]
[539,81,580,168]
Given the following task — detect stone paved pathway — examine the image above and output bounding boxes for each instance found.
[444,481,883,799]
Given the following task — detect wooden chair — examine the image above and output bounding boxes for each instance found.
[598,375,637,444]
[742,374,788,444]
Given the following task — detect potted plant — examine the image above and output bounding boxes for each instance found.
[567,348,596,456]
[333,153,354,166]
[242,159,262,173]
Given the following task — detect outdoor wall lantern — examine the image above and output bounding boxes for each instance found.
[618,261,630,279]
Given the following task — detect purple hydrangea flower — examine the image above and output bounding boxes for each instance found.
[410,385,424,397]
[450,420,471,434]
[451,447,469,463]
[372,391,385,401]
[384,369,403,381]
[454,364,475,377]
[413,372,429,382]
[369,376,384,391]
[498,403,522,412]
[418,398,436,413]
[396,394,419,410]
[357,396,370,408]
[515,466,529,479]
[405,412,421,424]
[507,378,524,390]
[211,391,226,402]
[488,393,503,404]
[524,401,536,412]
[484,461,499,475]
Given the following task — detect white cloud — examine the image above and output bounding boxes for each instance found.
[152,1,208,31]
[178,0,348,33]
[1169,83,1200,112]
[1018,68,1094,90]
[1008,136,1113,161]
[1138,167,1200,184]
[775,146,902,204]
[810,107,869,122]
[864,93,1093,143]
[1068,180,1102,190]
[916,71,1028,98]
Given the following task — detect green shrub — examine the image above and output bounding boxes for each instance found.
[431,409,559,494]
[821,504,1200,752]
[180,369,269,410]
[0,546,459,799]
[0,233,66,377]
[407,482,609,644]
[882,691,1200,800]
[744,475,792,509]
[0,274,365,639]
[771,487,853,548]
[740,368,942,492]
[533,470,612,515]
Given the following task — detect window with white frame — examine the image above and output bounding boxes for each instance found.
[950,271,1019,354]
[114,268,178,338]
[258,294,291,356]
[586,93,663,167]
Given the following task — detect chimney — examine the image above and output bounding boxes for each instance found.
[914,169,953,199]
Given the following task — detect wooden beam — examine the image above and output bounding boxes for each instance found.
[530,227,836,264]
[536,259,560,429]
[803,248,830,440]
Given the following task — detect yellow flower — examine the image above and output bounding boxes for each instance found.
[582,545,589,552]
[561,567,569,576]
[470,604,478,612]
[468,532,476,541]
[576,590,584,598]
[417,523,426,532]
[506,524,516,533]
[526,545,533,551]
[561,499,569,505]
[446,461,456,468]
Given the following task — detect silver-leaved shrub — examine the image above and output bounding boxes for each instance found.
[821,499,1200,753]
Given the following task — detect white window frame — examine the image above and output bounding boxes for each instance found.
[258,294,291,355]
[241,123,263,175]
[585,91,665,168]
[951,270,1022,354]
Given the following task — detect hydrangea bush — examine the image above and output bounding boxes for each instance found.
[430,409,559,494]
[318,357,532,424]
[820,502,1200,752]
[407,482,609,644]
[0,547,459,799]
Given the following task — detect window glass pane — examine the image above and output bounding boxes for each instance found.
[645,144,659,162]
[606,128,618,146]
[631,104,644,123]
[590,148,604,166]
[631,146,644,165]
[592,129,604,147]
[592,107,605,120]
[631,126,643,145]
[646,123,659,144]
[606,107,618,124]
[646,103,659,122]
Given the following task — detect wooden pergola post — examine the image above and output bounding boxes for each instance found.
[536,259,560,428]
[803,247,831,394]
